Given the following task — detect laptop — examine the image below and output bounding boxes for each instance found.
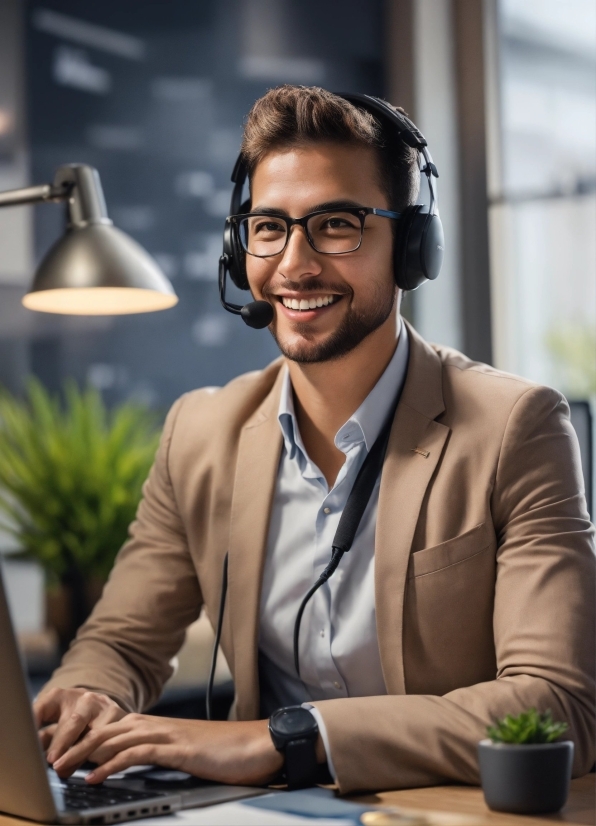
[0,567,267,824]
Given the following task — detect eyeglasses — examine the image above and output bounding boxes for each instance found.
[230,206,401,258]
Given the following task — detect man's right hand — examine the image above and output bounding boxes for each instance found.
[34,687,127,768]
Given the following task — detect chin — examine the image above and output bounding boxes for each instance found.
[277,336,325,363]
[275,333,352,364]
[272,321,317,350]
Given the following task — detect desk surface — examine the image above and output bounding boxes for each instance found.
[0,775,593,826]
[352,775,595,825]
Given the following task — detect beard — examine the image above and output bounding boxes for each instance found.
[264,278,397,364]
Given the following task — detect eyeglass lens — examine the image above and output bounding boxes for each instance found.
[238,211,363,256]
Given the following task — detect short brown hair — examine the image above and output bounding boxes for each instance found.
[241,85,419,211]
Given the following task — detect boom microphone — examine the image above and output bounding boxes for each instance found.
[240,300,274,328]
[218,254,274,329]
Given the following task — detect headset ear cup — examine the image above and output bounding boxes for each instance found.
[230,198,250,290]
[394,206,444,291]
[393,205,420,290]
[223,219,247,290]
[227,198,251,290]
[229,221,249,290]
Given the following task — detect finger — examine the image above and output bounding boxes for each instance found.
[33,690,63,728]
[38,724,58,752]
[55,716,163,776]
[46,695,104,763]
[52,722,126,777]
[86,745,159,784]
[46,713,91,764]
[53,758,88,779]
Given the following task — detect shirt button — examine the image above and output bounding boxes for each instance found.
[334,681,341,690]
[320,630,325,637]
[323,507,331,514]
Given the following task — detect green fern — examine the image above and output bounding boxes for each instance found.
[0,379,161,581]
[487,709,568,745]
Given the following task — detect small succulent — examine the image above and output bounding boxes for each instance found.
[487,709,568,745]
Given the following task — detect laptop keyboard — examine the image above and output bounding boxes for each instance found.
[58,782,165,811]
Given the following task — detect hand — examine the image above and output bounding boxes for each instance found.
[34,687,127,766]
[52,715,284,786]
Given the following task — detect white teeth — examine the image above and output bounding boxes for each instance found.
[281,295,336,310]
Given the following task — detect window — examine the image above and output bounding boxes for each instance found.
[489,0,596,400]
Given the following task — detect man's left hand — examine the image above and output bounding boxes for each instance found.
[51,715,284,786]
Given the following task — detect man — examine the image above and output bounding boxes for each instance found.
[35,86,595,794]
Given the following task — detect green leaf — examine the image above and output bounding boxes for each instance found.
[0,378,161,580]
[486,708,569,744]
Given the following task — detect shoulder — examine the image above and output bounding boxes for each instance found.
[433,342,534,390]
[432,342,564,407]
[426,342,568,439]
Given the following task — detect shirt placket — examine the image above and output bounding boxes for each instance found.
[306,428,366,698]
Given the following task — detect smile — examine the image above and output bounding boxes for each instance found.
[280,295,338,311]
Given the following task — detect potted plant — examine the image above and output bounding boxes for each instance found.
[0,379,161,651]
[478,708,573,814]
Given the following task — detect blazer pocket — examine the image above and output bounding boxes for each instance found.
[408,521,495,579]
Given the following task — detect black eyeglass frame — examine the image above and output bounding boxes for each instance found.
[230,206,401,257]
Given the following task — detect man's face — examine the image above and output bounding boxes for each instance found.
[246,142,397,363]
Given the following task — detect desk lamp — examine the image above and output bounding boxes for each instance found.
[0,164,177,315]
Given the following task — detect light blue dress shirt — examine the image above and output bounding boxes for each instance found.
[258,319,410,726]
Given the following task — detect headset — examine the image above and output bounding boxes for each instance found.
[218,92,444,329]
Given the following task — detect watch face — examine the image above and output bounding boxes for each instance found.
[272,707,318,738]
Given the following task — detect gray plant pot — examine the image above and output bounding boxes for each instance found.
[478,739,574,814]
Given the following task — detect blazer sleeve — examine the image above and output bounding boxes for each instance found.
[40,394,203,712]
[312,386,596,794]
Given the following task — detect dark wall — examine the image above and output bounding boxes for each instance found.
[25,0,384,411]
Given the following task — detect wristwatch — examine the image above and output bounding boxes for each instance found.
[269,705,319,789]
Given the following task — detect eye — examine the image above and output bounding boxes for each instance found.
[314,213,360,234]
[323,217,354,229]
[253,219,285,234]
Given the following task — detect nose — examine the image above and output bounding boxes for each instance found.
[278,224,323,281]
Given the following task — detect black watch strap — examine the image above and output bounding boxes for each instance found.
[285,737,319,790]
[269,706,320,789]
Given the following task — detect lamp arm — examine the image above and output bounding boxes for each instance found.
[0,165,110,229]
[0,182,70,208]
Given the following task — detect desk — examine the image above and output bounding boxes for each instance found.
[0,775,592,826]
[351,775,594,825]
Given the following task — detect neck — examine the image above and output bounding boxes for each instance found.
[287,310,401,486]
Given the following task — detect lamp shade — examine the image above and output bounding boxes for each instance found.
[22,222,178,315]
[15,164,178,315]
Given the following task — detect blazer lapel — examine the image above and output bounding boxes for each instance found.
[228,368,284,720]
[376,322,450,695]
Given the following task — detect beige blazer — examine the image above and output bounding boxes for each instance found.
[46,321,595,793]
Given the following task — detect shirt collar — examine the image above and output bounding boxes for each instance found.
[278,372,302,462]
[278,317,409,460]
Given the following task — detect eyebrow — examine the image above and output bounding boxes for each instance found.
[249,199,366,215]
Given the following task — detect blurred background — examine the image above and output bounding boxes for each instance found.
[0,0,594,714]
